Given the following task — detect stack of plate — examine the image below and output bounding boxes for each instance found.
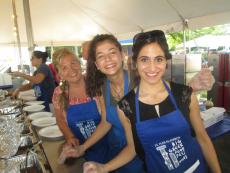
[31,117,56,128]
[20,95,37,101]
[28,112,53,121]
[38,125,64,141]
[29,111,63,141]
[23,105,45,113]
[25,101,44,106]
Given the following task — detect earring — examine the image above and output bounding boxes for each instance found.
[59,79,65,86]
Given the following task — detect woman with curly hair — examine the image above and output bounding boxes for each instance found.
[79,34,146,173]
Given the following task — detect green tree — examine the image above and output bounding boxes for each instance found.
[167,25,225,51]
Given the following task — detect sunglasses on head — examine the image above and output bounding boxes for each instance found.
[133,30,166,44]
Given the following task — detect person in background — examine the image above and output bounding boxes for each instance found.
[83,30,221,173]
[80,41,91,74]
[82,41,91,60]
[48,62,60,86]
[52,48,109,164]
[11,51,55,111]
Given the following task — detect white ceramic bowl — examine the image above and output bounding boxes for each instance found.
[25,101,45,106]
[23,105,45,113]
[28,111,53,121]
[39,125,63,140]
[32,117,56,128]
[20,95,37,101]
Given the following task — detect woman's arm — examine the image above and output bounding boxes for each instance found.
[83,106,136,173]
[81,95,112,151]
[189,93,221,173]
[12,83,32,98]
[52,87,79,146]
[103,106,136,172]
[55,108,79,146]
[11,71,45,84]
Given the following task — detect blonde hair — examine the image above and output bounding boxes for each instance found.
[52,48,78,72]
[52,48,78,111]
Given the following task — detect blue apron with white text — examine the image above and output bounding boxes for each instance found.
[106,71,145,173]
[33,83,50,111]
[67,99,109,163]
[135,81,207,173]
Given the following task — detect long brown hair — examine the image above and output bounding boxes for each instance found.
[86,34,122,98]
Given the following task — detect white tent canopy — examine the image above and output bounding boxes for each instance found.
[1,0,230,46]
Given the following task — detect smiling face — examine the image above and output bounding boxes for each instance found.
[136,42,167,85]
[95,41,124,77]
[58,54,82,84]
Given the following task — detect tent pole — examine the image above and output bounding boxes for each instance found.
[166,0,188,84]
[183,19,189,85]
[23,0,35,59]
[11,0,23,71]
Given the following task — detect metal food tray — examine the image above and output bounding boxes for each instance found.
[0,152,46,173]
[0,105,22,115]
[0,112,22,119]
[19,135,34,149]
[20,123,32,135]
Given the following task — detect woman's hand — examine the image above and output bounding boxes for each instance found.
[83,162,108,173]
[66,136,80,147]
[11,89,20,98]
[10,71,25,78]
[74,144,86,157]
[58,143,84,164]
[189,67,215,91]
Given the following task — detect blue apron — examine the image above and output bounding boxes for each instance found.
[33,84,50,111]
[67,99,109,163]
[135,81,207,173]
[106,71,145,173]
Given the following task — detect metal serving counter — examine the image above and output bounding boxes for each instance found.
[41,140,85,173]
[0,97,85,173]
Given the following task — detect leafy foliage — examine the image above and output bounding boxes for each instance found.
[167,25,226,51]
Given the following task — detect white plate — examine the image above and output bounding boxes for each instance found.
[25,101,45,106]
[28,111,53,121]
[23,105,45,112]
[32,117,56,128]
[39,125,63,139]
[21,95,37,101]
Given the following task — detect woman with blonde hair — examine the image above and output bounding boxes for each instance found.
[52,48,109,163]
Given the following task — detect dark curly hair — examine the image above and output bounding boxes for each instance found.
[132,30,172,85]
[86,34,122,98]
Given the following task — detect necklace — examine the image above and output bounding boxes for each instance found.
[110,84,124,101]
